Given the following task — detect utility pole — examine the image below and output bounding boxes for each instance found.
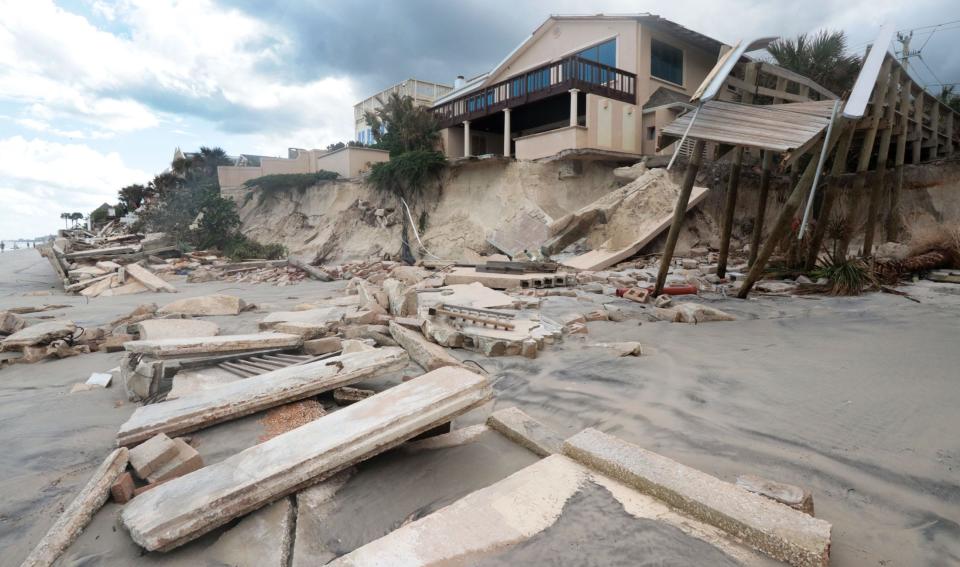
[897,31,913,72]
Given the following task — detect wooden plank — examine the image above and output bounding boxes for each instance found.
[758,62,839,100]
[123,332,302,359]
[862,67,901,255]
[125,263,176,293]
[717,146,744,278]
[116,347,408,446]
[20,448,129,567]
[912,91,924,164]
[564,186,709,272]
[748,150,773,267]
[120,366,492,551]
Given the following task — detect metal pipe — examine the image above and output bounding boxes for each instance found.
[798,99,842,239]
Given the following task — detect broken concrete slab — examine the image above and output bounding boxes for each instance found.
[562,185,710,272]
[132,319,219,341]
[128,432,179,480]
[124,263,176,292]
[329,453,769,567]
[272,321,331,339]
[122,332,302,359]
[403,423,490,452]
[120,366,492,551]
[382,278,417,316]
[292,471,353,567]
[157,294,246,316]
[145,438,202,484]
[333,386,375,405]
[736,474,815,516]
[98,280,149,297]
[388,321,463,371]
[303,336,342,355]
[208,497,295,567]
[591,341,644,356]
[654,302,736,323]
[0,310,27,335]
[116,347,408,446]
[1,320,76,349]
[20,447,128,567]
[415,283,518,317]
[563,428,831,567]
[487,406,563,457]
[259,306,349,331]
[85,372,113,387]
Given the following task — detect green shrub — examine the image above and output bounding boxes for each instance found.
[223,235,287,261]
[243,171,339,192]
[367,150,446,201]
[811,253,875,295]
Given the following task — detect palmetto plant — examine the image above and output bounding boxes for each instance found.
[767,30,861,96]
[812,251,875,295]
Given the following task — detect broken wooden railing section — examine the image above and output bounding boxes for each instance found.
[655,38,960,298]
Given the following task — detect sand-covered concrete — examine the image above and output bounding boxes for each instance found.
[2,247,959,565]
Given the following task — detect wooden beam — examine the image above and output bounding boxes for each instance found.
[806,126,855,271]
[929,99,941,159]
[947,112,955,156]
[717,146,744,278]
[862,67,901,255]
[748,150,773,268]
[887,79,912,242]
[655,138,706,295]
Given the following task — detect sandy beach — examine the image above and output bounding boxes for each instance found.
[1,247,958,566]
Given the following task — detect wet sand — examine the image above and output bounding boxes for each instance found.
[1,248,959,565]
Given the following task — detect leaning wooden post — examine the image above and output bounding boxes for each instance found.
[837,57,893,257]
[929,98,941,159]
[748,150,773,267]
[738,116,847,299]
[655,138,706,295]
[887,78,912,242]
[862,66,900,255]
[717,146,744,278]
[805,126,855,271]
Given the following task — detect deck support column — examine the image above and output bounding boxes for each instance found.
[862,67,900,256]
[463,120,471,157]
[655,138,705,296]
[748,150,773,267]
[738,115,847,298]
[717,146,744,278]
[502,109,511,158]
[806,126,855,270]
[569,89,580,127]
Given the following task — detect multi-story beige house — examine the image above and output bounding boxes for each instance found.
[354,79,453,145]
[432,14,726,160]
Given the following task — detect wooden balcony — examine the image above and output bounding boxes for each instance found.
[433,56,637,129]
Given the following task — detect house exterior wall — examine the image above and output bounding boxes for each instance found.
[218,147,390,197]
[515,126,588,160]
[437,16,722,160]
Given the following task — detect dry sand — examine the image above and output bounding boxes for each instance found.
[1,247,959,565]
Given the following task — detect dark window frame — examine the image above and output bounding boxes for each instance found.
[651,38,684,86]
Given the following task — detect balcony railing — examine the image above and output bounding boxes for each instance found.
[433,56,637,129]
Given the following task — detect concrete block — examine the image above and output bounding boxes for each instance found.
[487,407,563,457]
[111,472,135,504]
[736,474,814,516]
[146,438,203,484]
[389,321,463,371]
[128,432,179,480]
[157,294,246,316]
[563,428,831,567]
[122,332,302,359]
[132,319,219,340]
[208,497,294,567]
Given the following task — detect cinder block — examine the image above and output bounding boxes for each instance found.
[111,472,135,504]
[129,433,178,480]
[146,438,203,484]
[563,428,831,567]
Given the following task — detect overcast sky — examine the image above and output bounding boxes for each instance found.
[1,0,958,239]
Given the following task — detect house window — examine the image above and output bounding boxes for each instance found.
[651,39,683,85]
[647,126,656,140]
[577,38,616,67]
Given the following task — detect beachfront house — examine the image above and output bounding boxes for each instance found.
[432,14,727,161]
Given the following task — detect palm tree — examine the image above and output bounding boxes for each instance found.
[939,85,960,113]
[767,30,861,96]
[60,212,69,228]
[365,93,440,156]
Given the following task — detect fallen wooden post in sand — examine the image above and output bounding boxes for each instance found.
[120,366,492,551]
[21,448,129,567]
[116,347,408,446]
[122,332,302,359]
[289,258,333,281]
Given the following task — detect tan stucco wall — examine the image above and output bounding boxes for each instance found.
[441,126,465,158]
[218,147,390,194]
[515,126,587,160]
[584,94,639,154]
[490,19,640,82]
[636,24,717,103]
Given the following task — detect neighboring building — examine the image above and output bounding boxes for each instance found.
[431,14,728,160]
[354,79,454,144]
[217,146,390,200]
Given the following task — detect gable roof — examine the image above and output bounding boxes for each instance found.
[643,86,691,110]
